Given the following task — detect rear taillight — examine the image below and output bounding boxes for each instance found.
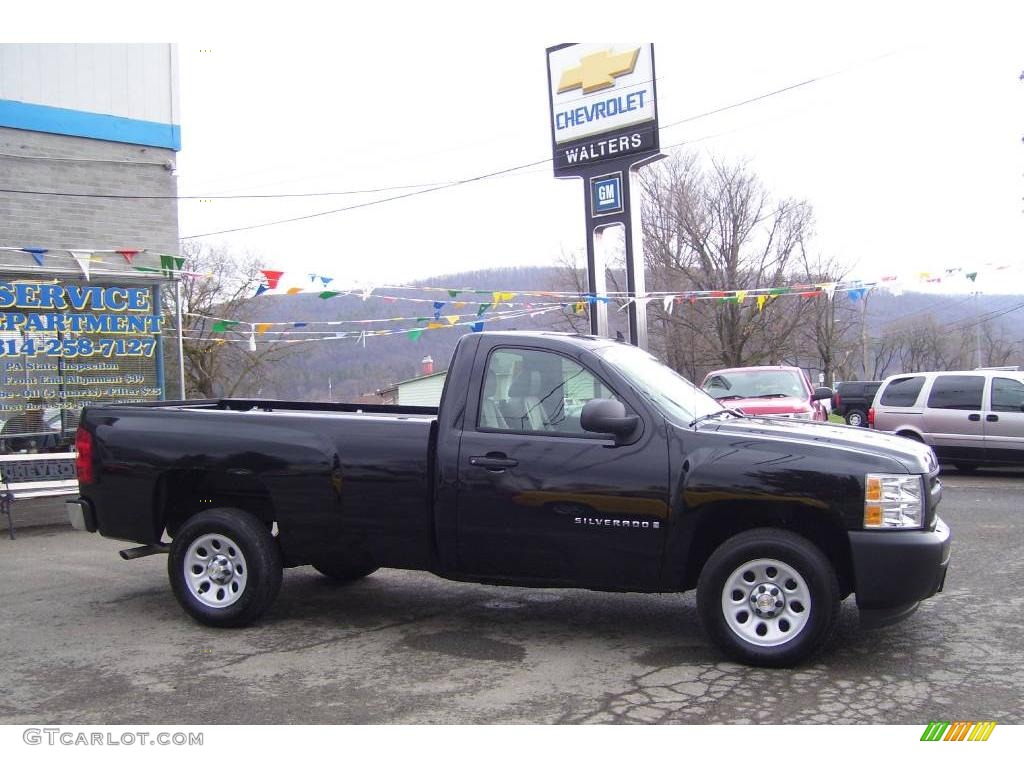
[867,407,875,428]
[75,425,94,484]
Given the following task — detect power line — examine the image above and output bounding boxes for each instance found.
[0,149,169,167]
[1,52,901,234]
[179,158,551,239]
[0,182,452,201]
[177,71,843,239]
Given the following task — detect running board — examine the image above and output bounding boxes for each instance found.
[119,544,170,560]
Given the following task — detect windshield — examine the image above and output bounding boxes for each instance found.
[703,369,806,400]
[596,344,725,425]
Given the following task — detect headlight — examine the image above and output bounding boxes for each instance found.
[864,473,924,528]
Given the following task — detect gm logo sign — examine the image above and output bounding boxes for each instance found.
[591,172,623,217]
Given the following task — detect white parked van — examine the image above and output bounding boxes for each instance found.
[869,369,1024,470]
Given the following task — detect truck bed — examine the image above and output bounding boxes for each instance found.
[80,399,439,569]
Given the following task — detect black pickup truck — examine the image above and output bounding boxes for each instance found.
[832,380,883,427]
[69,331,950,666]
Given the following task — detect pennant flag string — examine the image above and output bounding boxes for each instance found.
[1,247,1021,300]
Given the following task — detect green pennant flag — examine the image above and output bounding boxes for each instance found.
[416,317,428,324]
[769,287,789,296]
[408,329,424,341]
[174,256,185,270]
[477,302,491,316]
[966,272,977,282]
[159,254,175,276]
[319,291,341,299]
[211,320,240,333]
[133,265,161,274]
[447,289,460,298]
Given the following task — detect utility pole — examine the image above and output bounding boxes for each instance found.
[974,291,983,368]
[860,289,871,379]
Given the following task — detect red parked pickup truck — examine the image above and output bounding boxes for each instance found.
[702,366,832,421]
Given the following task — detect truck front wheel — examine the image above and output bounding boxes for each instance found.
[696,528,840,667]
[168,508,282,628]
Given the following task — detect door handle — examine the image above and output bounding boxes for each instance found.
[469,454,519,471]
[986,414,999,422]
[967,413,981,422]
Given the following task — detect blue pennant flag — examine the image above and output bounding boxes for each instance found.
[471,321,484,333]
[254,283,269,297]
[22,247,47,266]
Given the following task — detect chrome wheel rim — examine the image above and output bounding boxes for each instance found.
[184,533,248,608]
[721,558,811,647]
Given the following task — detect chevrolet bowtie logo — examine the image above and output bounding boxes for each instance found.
[558,48,641,95]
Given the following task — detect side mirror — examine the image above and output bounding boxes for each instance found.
[580,398,638,439]
[811,386,833,402]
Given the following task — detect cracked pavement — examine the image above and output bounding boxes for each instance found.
[1,469,1021,724]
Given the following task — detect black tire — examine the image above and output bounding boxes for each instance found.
[845,409,867,427]
[697,528,840,667]
[168,508,282,628]
[311,560,378,584]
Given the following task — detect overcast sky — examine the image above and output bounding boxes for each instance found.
[16,2,1024,295]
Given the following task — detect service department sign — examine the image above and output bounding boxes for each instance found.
[546,43,660,175]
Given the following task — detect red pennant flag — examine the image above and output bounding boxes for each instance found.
[117,249,139,264]
[261,270,284,289]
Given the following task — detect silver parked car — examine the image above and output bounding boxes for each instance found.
[869,369,1024,470]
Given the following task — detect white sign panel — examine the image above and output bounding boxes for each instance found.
[547,43,656,145]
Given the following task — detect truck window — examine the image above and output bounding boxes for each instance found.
[478,348,617,435]
[926,375,984,410]
[879,376,925,407]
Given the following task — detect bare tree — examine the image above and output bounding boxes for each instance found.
[796,248,859,385]
[639,152,817,376]
[165,243,303,399]
[549,244,630,338]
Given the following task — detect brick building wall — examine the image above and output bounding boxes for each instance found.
[0,126,178,253]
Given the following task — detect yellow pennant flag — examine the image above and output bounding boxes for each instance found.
[286,286,303,295]
[445,315,459,325]
[574,301,585,314]
[427,322,445,329]
[736,290,748,305]
[757,295,768,311]
[492,291,516,305]
[255,323,273,335]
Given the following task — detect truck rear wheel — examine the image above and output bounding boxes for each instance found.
[697,528,840,667]
[168,508,282,628]
[844,409,867,427]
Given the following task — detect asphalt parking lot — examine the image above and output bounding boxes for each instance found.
[2,468,1022,725]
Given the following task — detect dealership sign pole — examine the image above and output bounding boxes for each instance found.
[546,43,664,348]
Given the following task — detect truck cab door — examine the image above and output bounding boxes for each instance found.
[454,345,669,590]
